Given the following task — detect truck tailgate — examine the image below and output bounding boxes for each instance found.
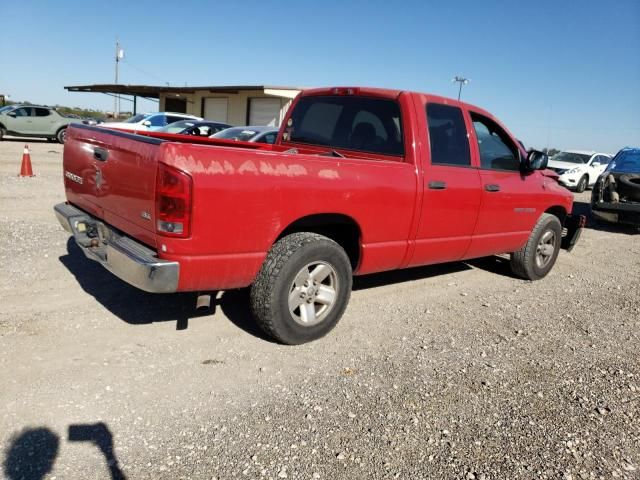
[63,124,162,248]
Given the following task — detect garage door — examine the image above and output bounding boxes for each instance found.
[204,98,228,122]
[249,97,282,126]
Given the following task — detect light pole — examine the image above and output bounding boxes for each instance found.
[452,76,469,101]
[114,39,124,118]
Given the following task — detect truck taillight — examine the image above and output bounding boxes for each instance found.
[155,163,192,238]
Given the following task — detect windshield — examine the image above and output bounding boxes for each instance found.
[550,152,591,164]
[606,149,640,173]
[0,105,15,114]
[212,128,259,142]
[124,114,148,124]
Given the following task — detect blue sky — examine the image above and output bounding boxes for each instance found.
[2,0,639,152]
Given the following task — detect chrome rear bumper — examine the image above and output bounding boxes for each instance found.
[54,203,179,293]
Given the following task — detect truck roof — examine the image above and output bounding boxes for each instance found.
[301,86,493,118]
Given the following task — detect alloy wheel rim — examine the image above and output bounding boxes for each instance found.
[288,261,338,327]
[535,230,556,269]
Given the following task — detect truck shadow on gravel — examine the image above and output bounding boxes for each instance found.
[59,238,526,341]
[59,239,273,341]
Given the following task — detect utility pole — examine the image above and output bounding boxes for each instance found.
[452,76,470,101]
[114,39,124,118]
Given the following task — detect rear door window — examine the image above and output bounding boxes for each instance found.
[35,108,51,117]
[426,103,471,166]
[287,95,404,156]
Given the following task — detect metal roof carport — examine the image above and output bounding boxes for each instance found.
[64,84,302,125]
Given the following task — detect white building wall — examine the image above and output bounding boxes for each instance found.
[160,88,299,126]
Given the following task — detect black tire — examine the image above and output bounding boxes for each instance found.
[575,175,588,193]
[0,127,5,141]
[250,232,352,345]
[510,213,562,281]
[56,128,67,144]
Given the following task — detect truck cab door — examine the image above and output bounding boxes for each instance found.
[464,111,546,258]
[407,99,482,266]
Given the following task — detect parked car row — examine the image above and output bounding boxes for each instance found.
[101,111,280,144]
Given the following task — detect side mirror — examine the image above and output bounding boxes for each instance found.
[142,120,152,127]
[591,162,601,168]
[7,112,16,117]
[523,150,548,172]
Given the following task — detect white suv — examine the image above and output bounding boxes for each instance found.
[103,112,202,132]
[547,150,612,193]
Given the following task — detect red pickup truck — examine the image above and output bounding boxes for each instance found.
[55,87,584,344]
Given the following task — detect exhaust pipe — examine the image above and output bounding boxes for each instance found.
[196,293,212,311]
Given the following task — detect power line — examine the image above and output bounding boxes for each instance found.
[121,59,169,85]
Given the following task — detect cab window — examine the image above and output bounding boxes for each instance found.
[288,95,404,156]
[426,103,471,166]
[35,108,51,117]
[471,112,520,171]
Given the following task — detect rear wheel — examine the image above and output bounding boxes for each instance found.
[575,175,588,193]
[510,213,562,280]
[56,128,67,144]
[250,232,352,345]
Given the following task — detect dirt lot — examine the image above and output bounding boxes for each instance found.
[1,140,638,480]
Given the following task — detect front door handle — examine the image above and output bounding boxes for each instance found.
[428,180,447,190]
[485,184,500,192]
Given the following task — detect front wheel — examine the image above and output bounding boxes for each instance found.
[510,213,562,281]
[56,128,67,144]
[575,175,588,193]
[0,127,5,141]
[250,232,352,345]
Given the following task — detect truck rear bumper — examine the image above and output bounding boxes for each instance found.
[54,203,179,293]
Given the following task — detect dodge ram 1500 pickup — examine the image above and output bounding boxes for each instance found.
[55,87,584,344]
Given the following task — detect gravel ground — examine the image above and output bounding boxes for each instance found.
[0,140,638,480]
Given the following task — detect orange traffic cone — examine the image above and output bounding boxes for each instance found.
[19,145,34,177]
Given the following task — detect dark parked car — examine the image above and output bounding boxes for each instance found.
[159,120,231,136]
[211,126,279,144]
[591,147,640,227]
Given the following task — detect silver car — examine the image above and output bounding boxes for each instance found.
[0,105,82,143]
[211,126,279,144]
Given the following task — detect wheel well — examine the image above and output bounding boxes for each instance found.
[277,214,361,270]
[545,206,567,225]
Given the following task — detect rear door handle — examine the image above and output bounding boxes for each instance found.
[93,147,108,162]
[485,184,500,192]
[428,180,447,190]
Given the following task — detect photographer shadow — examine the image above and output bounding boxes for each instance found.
[3,423,125,480]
